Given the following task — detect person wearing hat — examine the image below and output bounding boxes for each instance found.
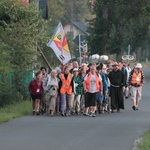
[128,63,145,111]
[72,68,83,115]
[108,62,126,113]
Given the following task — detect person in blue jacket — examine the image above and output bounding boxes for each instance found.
[96,64,108,114]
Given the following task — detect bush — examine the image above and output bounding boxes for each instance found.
[0,71,33,107]
[0,100,32,123]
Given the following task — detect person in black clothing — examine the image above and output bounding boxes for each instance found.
[108,62,126,113]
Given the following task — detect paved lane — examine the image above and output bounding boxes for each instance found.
[0,67,150,150]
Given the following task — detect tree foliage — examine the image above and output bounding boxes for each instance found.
[0,0,46,105]
[41,0,91,67]
[0,0,91,105]
[62,0,90,23]
[87,0,150,59]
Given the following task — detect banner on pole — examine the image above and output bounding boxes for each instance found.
[47,22,71,65]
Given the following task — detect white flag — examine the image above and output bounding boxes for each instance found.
[47,22,71,65]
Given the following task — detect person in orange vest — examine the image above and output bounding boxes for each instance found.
[59,66,74,116]
[83,65,103,117]
[128,63,145,110]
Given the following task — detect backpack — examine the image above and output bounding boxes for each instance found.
[48,85,58,96]
[45,77,58,97]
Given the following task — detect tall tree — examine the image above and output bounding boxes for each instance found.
[87,0,150,60]
[47,0,65,26]
[62,0,90,23]
[43,0,91,66]
[0,0,46,103]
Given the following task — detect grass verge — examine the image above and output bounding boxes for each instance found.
[137,131,150,150]
[0,100,31,123]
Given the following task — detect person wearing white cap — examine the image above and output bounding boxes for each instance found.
[128,63,145,110]
[72,68,83,115]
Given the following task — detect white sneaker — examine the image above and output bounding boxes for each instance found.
[92,113,96,117]
[89,112,92,117]
[83,112,89,116]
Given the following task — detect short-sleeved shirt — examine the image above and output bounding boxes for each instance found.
[84,73,102,93]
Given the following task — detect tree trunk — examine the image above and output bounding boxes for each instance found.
[116,48,124,62]
[102,5,109,54]
[136,47,142,61]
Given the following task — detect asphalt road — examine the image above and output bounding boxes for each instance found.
[0,67,150,150]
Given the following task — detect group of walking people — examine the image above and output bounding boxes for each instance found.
[28,60,145,117]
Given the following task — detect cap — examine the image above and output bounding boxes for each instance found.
[112,62,119,66]
[56,69,61,74]
[73,68,79,72]
[81,63,88,66]
[135,63,142,68]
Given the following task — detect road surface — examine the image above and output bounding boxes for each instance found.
[0,67,150,150]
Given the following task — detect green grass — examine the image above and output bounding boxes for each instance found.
[0,100,32,123]
[137,131,150,150]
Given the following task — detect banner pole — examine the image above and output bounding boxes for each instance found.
[60,22,64,73]
[37,46,52,72]
[79,34,82,66]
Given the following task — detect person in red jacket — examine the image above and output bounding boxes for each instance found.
[28,71,44,115]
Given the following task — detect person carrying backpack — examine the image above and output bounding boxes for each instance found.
[43,69,59,116]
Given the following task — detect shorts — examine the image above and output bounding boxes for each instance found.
[98,92,104,102]
[131,86,142,101]
[31,94,42,101]
[85,92,98,107]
